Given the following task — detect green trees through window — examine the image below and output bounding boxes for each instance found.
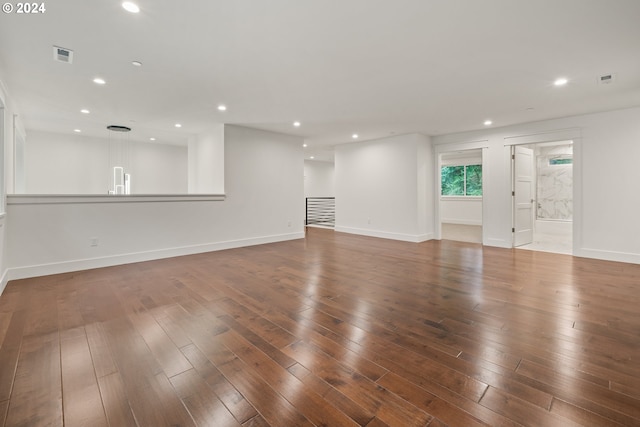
[465,164,482,195]
[441,166,464,195]
[441,164,482,196]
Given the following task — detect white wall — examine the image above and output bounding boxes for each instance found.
[0,76,23,292]
[433,106,640,264]
[188,124,224,194]
[335,133,433,242]
[24,131,187,194]
[440,198,482,225]
[129,141,188,194]
[417,136,434,238]
[304,160,335,197]
[0,84,7,292]
[6,125,304,279]
[0,88,23,201]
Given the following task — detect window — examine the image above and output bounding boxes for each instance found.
[441,166,464,196]
[441,164,482,196]
[465,164,482,195]
[549,157,572,166]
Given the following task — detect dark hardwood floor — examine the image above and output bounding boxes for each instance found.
[1,227,639,426]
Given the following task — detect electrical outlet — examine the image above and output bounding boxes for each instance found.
[287,220,292,227]
[367,218,371,224]
[90,237,99,247]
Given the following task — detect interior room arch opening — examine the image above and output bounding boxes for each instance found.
[512,140,574,254]
[439,148,484,244]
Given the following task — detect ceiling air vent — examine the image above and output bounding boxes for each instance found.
[53,46,74,64]
[598,73,615,85]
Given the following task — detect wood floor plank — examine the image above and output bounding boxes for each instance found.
[515,358,640,425]
[170,300,311,426]
[211,351,315,427]
[283,339,433,427]
[550,397,625,427]
[376,371,490,427]
[172,273,227,303]
[85,322,118,378]
[5,332,62,427]
[0,310,26,402]
[128,310,193,378]
[0,285,29,314]
[213,297,299,349]
[79,279,127,324]
[102,317,196,427]
[0,313,13,348]
[479,386,583,427]
[287,362,375,425]
[151,307,193,349]
[216,313,297,369]
[220,328,361,427]
[0,399,8,426]
[180,343,259,424]
[242,414,271,427]
[610,379,640,399]
[253,304,391,384]
[1,227,640,426]
[377,371,515,427]
[22,285,58,338]
[169,368,242,427]
[365,417,391,427]
[60,327,108,427]
[97,372,139,427]
[57,289,86,331]
[426,418,450,427]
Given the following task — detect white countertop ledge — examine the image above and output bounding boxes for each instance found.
[7,194,226,205]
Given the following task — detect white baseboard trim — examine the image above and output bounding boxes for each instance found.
[335,226,433,243]
[7,232,305,281]
[441,219,483,226]
[485,238,512,248]
[573,247,640,265]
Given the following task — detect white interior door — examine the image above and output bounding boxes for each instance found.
[513,146,534,246]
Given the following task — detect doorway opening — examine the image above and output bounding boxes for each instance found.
[439,149,483,244]
[513,140,573,254]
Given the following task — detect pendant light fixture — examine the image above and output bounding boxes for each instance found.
[107,125,132,195]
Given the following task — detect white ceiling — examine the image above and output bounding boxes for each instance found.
[1,0,639,161]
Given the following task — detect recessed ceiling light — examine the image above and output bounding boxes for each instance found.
[80,109,90,114]
[484,120,493,126]
[132,61,142,67]
[303,143,308,148]
[310,156,315,159]
[122,2,140,13]
[352,134,359,139]
[217,105,227,111]
[175,123,182,128]
[293,121,301,127]
[150,137,156,141]
[93,77,106,85]
[74,129,81,133]
[554,77,568,86]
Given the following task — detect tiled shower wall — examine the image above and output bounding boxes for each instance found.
[536,144,573,220]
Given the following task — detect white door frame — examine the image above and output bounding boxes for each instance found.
[435,147,486,242]
[504,128,581,251]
